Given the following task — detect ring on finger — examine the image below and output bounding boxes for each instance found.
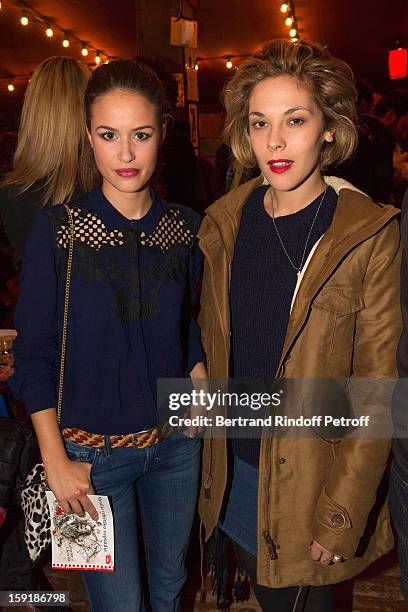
[331,554,343,563]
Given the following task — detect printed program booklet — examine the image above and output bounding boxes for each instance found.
[46,492,114,571]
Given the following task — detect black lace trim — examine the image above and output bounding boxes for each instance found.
[49,205,196,323]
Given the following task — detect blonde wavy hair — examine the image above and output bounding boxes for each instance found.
[3,57,90,205]
[223,39,358,170]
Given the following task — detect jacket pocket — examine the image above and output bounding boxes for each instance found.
[64,440,100,475]
[308,288,365,353]
[314,487,353,534]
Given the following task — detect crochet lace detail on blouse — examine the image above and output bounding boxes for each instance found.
[56,207,194,252]
[52,205,196,322]
[140,208,194,251]
[56,209,124,251]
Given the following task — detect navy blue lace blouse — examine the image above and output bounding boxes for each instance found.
[10,188,204,434]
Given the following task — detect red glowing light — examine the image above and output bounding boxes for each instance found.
[389,48,407,79]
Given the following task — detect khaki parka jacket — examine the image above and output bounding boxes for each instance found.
[197,175,402,587]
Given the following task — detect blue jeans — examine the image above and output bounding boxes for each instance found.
[389,460,408,601]
[64,431,201,612]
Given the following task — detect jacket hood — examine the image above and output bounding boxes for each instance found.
[199,175,399,262]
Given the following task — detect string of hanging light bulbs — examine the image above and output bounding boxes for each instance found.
[193,53,251,71]
[280,2,299,42]
[0,0,114,92]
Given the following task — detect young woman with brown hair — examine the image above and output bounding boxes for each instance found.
[198,39,401,611]
[10,59,206,611]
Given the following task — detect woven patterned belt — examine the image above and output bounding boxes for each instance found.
[62,426,163,448]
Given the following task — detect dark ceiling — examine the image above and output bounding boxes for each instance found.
[197,0,408,105]
[0,0,407,121]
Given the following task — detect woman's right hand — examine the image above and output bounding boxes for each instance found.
[30,409,99,520]
[44,457,99,520]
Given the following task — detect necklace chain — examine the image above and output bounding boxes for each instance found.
[269,187,327,275]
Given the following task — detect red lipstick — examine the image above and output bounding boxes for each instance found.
[267,159,293,173]
[115,168,139,178]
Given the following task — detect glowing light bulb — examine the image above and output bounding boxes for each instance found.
[81,45,88,57]
[226,58,233,69]
[194,63,199,71]
[289,27,297,38]
[280,3,289,13]
[45,26,53,37]
[95,51,101,64]
[285,16,293,26]
[21,14,29,26]
[8,83,14,92]
[62,37,70,48]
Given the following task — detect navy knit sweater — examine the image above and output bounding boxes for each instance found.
[230,185,337,466]
[10,187,205,434]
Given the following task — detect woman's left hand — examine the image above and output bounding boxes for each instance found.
[310,539,342,565]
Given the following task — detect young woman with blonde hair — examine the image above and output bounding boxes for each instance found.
[0,56,90,257]
[198,39,401,611]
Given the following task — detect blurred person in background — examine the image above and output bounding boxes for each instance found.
[390,185,408,602]
[374,89,408,206]
[138,57,206,213]
[374,89,408,151]
[0,131,17,176]
[355,78,375,115]
[214,141,231,190]
[215,142,261,193]
[327,78,394,203]
[0,215,18,331]
[0,57,90,259]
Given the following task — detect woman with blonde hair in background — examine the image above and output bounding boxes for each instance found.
[198,39,401,611]
[0,56,90,258]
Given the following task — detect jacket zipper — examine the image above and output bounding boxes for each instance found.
[204,358,213,499]
[262,370,280,560]
[200,219,231,503]
[263,530,278,560]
